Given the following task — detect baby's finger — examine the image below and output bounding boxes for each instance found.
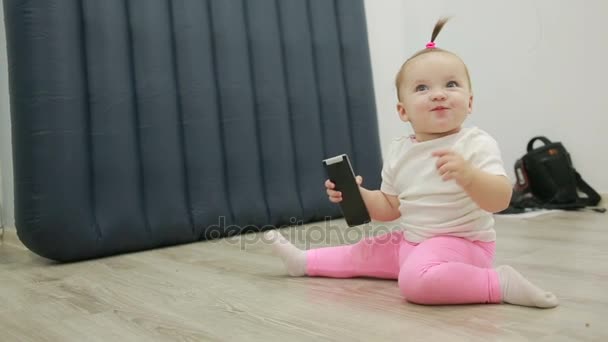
[442,172,453,181]
[355,175,363,185]
[326,188,341,197]
[435,155,453,169]
[438,162,455,175]
[325,179,335,189]
[329,195,342,203]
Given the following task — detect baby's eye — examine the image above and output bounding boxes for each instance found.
[446,81,459,88]
[415,84,428,92]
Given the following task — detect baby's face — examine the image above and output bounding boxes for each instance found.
[397,52,472,141]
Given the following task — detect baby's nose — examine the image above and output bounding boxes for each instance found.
[431,90,447,100]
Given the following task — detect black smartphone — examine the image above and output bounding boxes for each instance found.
[322,154,371,227]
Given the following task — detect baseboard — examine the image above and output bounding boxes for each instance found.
[0,226,24,249]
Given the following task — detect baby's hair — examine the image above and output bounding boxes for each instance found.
[395,17,472,101]
[430,17,450,45]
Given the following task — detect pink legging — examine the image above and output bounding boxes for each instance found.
[307,231,502,305]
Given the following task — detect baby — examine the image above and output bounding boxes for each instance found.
[265,18,558,308]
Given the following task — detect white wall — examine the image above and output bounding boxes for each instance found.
[0,1,606,228]
[0,3,14,228]
[365,0,608,193]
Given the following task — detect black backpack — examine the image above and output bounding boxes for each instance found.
[501,136,604,213]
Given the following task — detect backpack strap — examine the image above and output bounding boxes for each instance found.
[574,170,602,206]
[526,136,552,152]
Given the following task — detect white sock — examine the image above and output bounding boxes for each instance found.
[264,230,307,277]
[496,265,559,308]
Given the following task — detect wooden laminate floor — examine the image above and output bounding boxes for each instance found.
[1,211,607,341]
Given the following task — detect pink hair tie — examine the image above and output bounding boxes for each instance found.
[426,41,436,49]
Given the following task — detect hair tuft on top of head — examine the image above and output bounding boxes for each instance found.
[430,17,450,43]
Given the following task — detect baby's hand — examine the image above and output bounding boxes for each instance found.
[432,149,474,188]
[325,176,363,203]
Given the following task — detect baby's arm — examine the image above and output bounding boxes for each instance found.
[359,186,401,221]
[462,170,512,213]
[432,149,512,213]
[325,177,401,222]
